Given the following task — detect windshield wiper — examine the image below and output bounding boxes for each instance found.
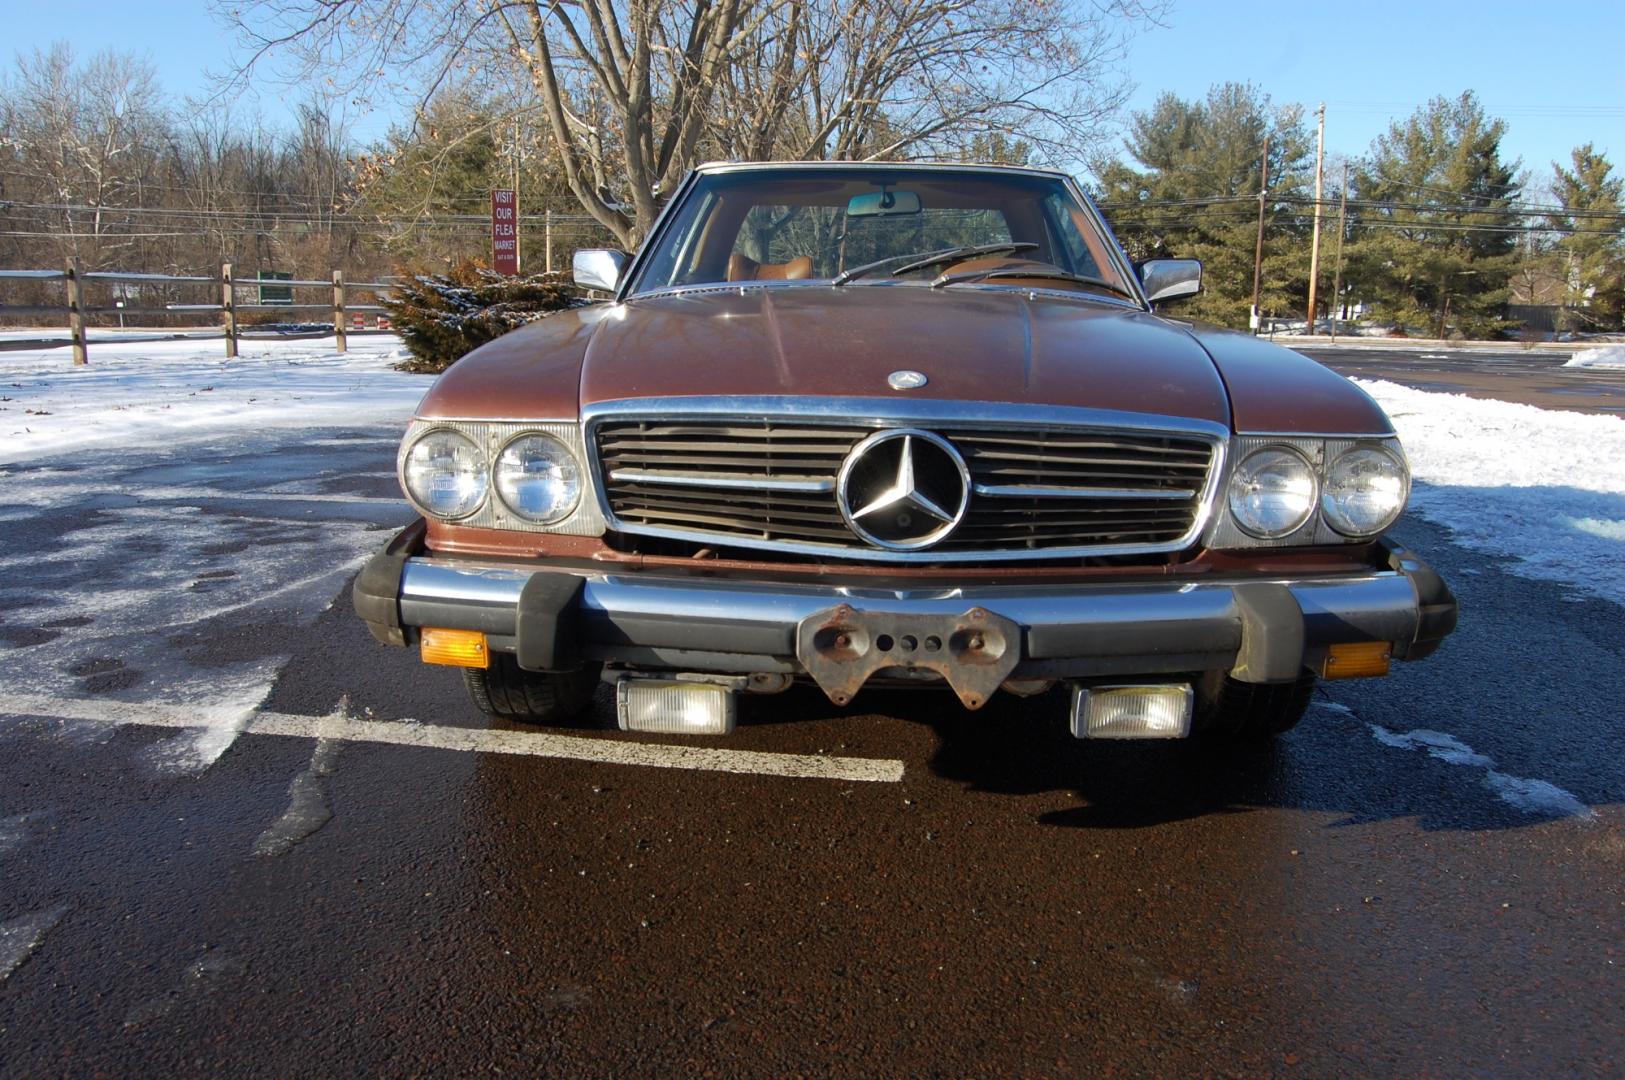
[831,242,1039,286]
[930,267,1138,300]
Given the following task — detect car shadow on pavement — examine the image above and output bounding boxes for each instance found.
[900,686,1608,833]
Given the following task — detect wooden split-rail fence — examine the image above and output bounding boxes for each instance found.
[0,260,396,364]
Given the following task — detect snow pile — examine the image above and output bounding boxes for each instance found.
[1563,344,1625,369]
[1358,379,1625,606]
[2,336,428,463]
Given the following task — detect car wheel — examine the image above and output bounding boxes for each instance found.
[1192,670,1316,740]
[463,654,601,723]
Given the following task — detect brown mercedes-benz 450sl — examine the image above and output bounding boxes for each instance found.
[354,161,1456,740]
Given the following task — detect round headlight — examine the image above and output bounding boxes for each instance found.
[402,429,488,519]
[494,433,582,524]
[1321,446,1408,537]
[1229,447,1317,538]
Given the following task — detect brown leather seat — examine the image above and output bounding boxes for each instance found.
[727,253,814,282]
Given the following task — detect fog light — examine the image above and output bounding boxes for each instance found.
[616,679,736,735]
[1071,684,1193,739]
[1322,640,1391,679]
[420,627,489,668]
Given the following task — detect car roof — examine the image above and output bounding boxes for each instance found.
[691,160,1074,183]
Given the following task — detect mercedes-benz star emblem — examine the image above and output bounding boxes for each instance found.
[837,429,970,550]
[887,369,928,390]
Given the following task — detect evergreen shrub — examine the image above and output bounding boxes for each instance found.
[383,260,586,373]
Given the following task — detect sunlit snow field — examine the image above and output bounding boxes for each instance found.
[1,336,426,770]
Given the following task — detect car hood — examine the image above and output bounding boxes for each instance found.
[415,286,1394,437]
[574,286,1232,423]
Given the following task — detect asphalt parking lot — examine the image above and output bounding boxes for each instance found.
[1,379,1622,1075]
[1296,341,1625,415]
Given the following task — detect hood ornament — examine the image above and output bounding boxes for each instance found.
[887,369,928,390]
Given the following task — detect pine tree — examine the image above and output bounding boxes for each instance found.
[1351,93,1520,338]
[1548,144,1625,330]
[382,259,585,373]
[1093,84,1312,328]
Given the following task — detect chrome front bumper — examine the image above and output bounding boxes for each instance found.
[354,525,1456,692]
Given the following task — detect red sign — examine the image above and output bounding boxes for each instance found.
[491,189,519,275]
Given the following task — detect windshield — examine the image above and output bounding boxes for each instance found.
[626,167,1136,300]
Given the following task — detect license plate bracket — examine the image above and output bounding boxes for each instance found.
[795,603,1022,710]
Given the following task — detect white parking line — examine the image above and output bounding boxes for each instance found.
[1,696,905,784]
[0,485,403,507]
[136,486,405,506]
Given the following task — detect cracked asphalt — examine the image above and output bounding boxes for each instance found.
[1,367,1622,1076]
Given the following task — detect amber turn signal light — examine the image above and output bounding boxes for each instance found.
[420,627,489,668]
[1321,640,1391,680]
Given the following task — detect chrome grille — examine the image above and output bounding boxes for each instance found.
[594,417,1220,561]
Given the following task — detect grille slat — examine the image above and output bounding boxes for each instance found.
[596,419,1215,559]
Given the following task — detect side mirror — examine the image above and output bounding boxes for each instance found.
[1138,259,1202,304]
[573,249,630,293]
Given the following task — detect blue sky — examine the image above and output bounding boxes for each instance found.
[6,0,1623,192]
[1117,1,1625,186]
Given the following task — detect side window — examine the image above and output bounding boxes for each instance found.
[1044,193,1102,278]
[638,190,713,289]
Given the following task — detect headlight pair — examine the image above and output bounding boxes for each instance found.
[1227,441,1408,541]
[402,428,582,525]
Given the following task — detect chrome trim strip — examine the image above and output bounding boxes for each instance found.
[1237,429,1398,439]
[584,397,1228,564]
[584,396,1230,439]
[695,160,1074,181]
[609,468,836,494]
[624,279,1142,309]
[973,483,1196,501]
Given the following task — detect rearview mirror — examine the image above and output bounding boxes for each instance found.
[573,249,630,293]
[847,190,923,217]
[1138,259,1202,304]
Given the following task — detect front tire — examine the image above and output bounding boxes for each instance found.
[463,653,600,723]
[1192,670,1316,740]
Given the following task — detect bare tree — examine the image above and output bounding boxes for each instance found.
[216,0,1162,249]
[3,44,166,266]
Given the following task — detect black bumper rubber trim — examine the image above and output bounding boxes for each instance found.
[1380,540,1459,661]
[352,518,427,646]
[1229,582,1307,684]
[516,574,585,672]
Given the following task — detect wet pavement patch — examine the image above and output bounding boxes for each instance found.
[122,950,246,1028]
[63,656,143,694]
[0,905,69,981]
[0,623,61,648]
[253,737,343,856]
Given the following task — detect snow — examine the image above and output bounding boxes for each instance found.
[1564,345,1625,369]
[0,335,425,772]
[1,335,428,463]
[1357,378,1625,607]
[1369,724,1594,819]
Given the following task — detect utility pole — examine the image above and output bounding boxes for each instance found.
[1251,134,1270,334]
[512,117,523,275]
[1305,103,1326,335]
[1330,162,1349,337]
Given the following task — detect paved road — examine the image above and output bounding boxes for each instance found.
[1292,342,1625,415]
[1,426,1621,1077]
